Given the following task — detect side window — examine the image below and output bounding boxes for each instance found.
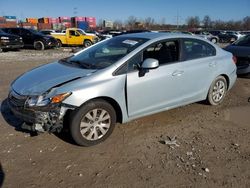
[143,40,179,65]
[183,39,216,60]
[114,40,180,75]
[69,30,76,36]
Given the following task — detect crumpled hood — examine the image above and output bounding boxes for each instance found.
[12,61,96,96]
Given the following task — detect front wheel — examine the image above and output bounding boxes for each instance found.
[211,38,217,44]
[207,76,227,105]
[69,99,116,146]
[56,40,62,48]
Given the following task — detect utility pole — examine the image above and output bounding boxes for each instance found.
[175,11,182,30]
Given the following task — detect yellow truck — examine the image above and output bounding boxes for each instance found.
[51,28,98,47]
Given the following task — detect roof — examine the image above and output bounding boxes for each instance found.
[117,32,194,40]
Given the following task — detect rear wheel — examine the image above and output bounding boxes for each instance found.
[83,40,92,48]
[69,99,116,146]
[207,76,227,105]
[34,41,45,50]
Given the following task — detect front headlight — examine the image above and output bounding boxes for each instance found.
[26,92,71,107]
[1,36,9,40]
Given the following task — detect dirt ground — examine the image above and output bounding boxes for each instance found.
[0,48,250,188]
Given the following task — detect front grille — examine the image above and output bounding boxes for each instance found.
[8,90,27,107]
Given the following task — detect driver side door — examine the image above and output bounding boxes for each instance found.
[126,39,185,118]
[67,30,82,45]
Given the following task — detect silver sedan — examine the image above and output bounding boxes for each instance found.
[8,32,237,146]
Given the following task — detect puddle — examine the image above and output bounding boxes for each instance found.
[224,106,250,126]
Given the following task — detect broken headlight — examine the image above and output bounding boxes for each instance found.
[26,92,71,107]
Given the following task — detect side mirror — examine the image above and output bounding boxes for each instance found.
[139,58,159,77]
[141,58,159,69]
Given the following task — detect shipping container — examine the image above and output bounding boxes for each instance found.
[77,21,89,30]
[0,17,6,24]
[0,22,17,28]
[85,17,96,28]
[49,18,60,24]
[37,23,52,30]
[38,17,50,24]
[26,18,38,24]
[20,22,38,30]
[59,16,71,23]
[62,22,71,28]
[3,16,16,19]
[51,23,63,31]
[85,17,96,21]
[71,16,86,27]
[72,16,86,22]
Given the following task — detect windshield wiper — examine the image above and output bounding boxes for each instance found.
[69,60,96,69]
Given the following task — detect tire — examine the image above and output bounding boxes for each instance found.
[83,40,92,48]
[69,99,116,146]
[34,41,45,50]
[211,38,217,44]
[207,76,227,106]
[56,40,62,48]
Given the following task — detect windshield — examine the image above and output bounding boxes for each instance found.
[77,30,85,35]
[29,29,42,35]
[62,36,148,69]
[0,29,4,34]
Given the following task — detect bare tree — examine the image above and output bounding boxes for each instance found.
[243,16,250,30]
[126,16,137,29]
[113,20,123,30]
[186,16,200,28]
[203,15,212,29]
[144,17,155,29]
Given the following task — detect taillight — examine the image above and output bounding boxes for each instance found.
[232,56,237,64]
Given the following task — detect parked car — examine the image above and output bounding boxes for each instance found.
[100,30,123,39]
[39,29,59,35]
[225,31,244,40]
[51,28,98,47]
[224,34,250,74]
[219,31,238,43]
[193,31,219,43]
[208,30,221,36]
[0,29,23,52]
[2,28,59,50]
[8,33,237,146]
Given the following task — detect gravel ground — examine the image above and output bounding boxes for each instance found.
[0,48,250,188]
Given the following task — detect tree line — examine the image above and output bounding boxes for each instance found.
[99,15,250,31]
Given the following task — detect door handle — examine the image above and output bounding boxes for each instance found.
[172,70,184,76]
[209,62,217,67]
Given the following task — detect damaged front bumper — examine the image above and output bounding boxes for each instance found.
[7,92,76,133]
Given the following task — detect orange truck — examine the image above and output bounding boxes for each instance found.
[50,28,98,47]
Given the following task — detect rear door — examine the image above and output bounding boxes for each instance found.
[179,38,217,102]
